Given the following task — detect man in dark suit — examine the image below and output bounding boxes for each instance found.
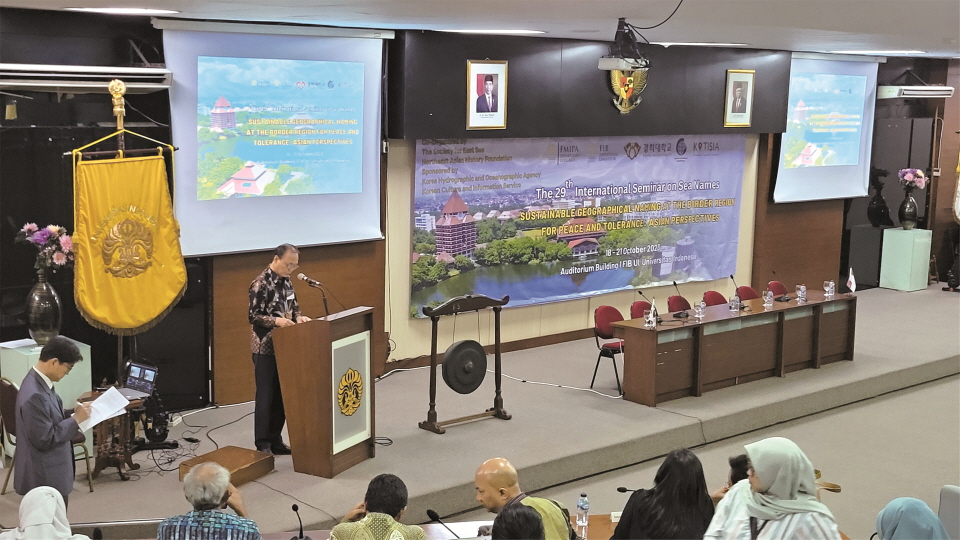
[15,336,91,505]
[476,74,498,113]
[731,85,746,114]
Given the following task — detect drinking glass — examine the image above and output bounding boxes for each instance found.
[799,284,807,302]
[829,280,836,295]
[795,284,802,298]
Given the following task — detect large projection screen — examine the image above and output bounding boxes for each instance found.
[773,56,879,203]
[163,28,384,256]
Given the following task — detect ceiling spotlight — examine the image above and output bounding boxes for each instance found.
[65,7,181,15]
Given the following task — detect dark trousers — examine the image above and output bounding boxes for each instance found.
[253,353,286,449]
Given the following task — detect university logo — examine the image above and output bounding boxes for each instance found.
[337,368,363,416]
[676,138,687,156]
[609,69,649,114]
[624,142,642,160]
[295,81,306,89]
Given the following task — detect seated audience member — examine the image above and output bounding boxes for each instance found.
[157,462,260,540]
[611,448,714,539]
[703,437,841,539]
[0,486,89,540]
[875,497,950,540]
[711,454,750,504]
[332,474,425,540]
[492,504,546,540]
[474,458,575,540]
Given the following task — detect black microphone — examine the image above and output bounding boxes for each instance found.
[772,270,791,302]
[616,486,637,493]
[290,504,313,540]
[671,280,689,318]
[427,509,460,539]
[297,273,330,317]
[729,274,747,310]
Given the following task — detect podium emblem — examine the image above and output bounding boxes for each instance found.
[337,368,363,416]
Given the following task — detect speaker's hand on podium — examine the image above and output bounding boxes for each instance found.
[275,317,296,328]
[296,315,311,323]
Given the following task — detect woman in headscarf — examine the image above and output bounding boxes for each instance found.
[611,448,714,539]
[703,437,841,540]
[0,486,89,540]
[875,497,950,540]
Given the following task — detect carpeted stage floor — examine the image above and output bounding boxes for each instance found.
[0,284,957,538]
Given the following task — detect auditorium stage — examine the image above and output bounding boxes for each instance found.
[0,284,957,538]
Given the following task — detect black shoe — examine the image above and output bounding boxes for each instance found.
[270,443,292,455]
[256,446,272,454]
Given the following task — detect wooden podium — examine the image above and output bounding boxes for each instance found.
[272,306,375,478]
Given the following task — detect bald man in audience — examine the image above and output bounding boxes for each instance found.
[474,458,575,540]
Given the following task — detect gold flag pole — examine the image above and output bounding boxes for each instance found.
[109,79,126,381]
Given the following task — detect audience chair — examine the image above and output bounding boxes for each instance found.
[667,295,691,312]
[702,290,726,307]
[736,285,760,301]
[0,377,93,494]
[940,485,960,540]
[592,306,624,395]
[768,280,789,296]
[629,300,651,319]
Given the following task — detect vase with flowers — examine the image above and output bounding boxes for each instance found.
[15,223,75,345]
[896,168,927,230]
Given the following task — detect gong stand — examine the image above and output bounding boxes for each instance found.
[419,294,511,434]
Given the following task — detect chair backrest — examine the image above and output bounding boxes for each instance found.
[940,485,960,540]
[768,280,789,296]
[630,301,651,319]
[594,306,625,340]
[667,295,691,312]
[737,286,760,301]
[0,377,19,439]
[702,290,726,307]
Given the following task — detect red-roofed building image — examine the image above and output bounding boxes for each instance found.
[568,238,600,258]
[435,190,477,257]
[211,96,237,129]
[216,162,275,197]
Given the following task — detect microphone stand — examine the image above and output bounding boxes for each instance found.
[304,281,330,318]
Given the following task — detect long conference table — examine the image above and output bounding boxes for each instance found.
[612,291,857,406]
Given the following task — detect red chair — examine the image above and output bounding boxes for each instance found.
[630,300,651,319]
[703,290,726,307]
[768,280,788,296]
[667,295,691,312]
[736,286,760,301]
[593,306,624,395]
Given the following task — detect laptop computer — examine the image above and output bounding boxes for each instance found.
[118,361,158,400]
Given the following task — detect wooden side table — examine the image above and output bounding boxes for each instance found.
[80,391,142,481]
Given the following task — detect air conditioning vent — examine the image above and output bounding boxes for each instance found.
[877,85,954,99]
[0,63,171,94]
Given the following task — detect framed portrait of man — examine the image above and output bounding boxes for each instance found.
[724,69,755,128]
[467,60,507,130]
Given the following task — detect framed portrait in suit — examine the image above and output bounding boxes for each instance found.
[467,60,507,130]
[724,69,755,127]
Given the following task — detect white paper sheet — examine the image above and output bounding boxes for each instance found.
[77,386,129,432]
[0,339,38,349]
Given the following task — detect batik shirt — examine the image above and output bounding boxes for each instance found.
[330,513,426,540]
[248,267,301,355]
[157,509,262,540]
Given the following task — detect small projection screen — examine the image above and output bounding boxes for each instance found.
[773,56,879,203]
[162,26,385,256]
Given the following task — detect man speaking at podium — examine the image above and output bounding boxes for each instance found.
[248,244,310,455]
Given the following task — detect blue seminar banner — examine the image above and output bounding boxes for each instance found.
[410,135,746,316]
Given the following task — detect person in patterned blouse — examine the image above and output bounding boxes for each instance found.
[158,462,260,540]
[248,244,310,454]
[332,474,426,540]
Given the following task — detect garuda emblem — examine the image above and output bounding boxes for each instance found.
[337,368,363,416]
[102,218,154,278]
[610,68,649,114]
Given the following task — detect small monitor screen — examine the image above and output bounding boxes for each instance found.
[129,366,142,378]
[143,369,156,382]
[125,362,158,393]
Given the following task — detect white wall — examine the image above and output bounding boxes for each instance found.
[384,136,760,361]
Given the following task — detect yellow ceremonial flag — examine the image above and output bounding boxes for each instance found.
[74,155,186,335]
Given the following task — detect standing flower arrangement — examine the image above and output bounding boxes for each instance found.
[15,223,76,271]
[897,168,927,190]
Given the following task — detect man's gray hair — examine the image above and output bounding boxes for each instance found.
[184,462,231,510]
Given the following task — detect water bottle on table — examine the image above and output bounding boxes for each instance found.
[576,492,589,538]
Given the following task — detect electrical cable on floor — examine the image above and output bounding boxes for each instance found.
[251,480,330,516]
[206,411,255,450]
[489,369,624,399]
[374,437,393,446]
[375,365,429,381]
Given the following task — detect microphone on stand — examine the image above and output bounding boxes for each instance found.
[297,273,330,318]
[671,280,689,318]
[290,504,313,540]
[636,290,662,323]
[772,270,790,302]
[616,486,638,493]
[729,274,748,311]
[426,509,461,539]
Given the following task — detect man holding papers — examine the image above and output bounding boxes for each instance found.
[14,336,92,505]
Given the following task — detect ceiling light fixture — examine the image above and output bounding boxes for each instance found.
[652,42,749,48]
[829,50,926,55]
[65,7,180,15]
[437,29,544,35]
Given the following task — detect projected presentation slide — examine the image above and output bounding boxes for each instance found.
[782,72,867,169]
[196,56,364,200]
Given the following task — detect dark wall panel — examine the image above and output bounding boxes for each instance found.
[389,31,790,139]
